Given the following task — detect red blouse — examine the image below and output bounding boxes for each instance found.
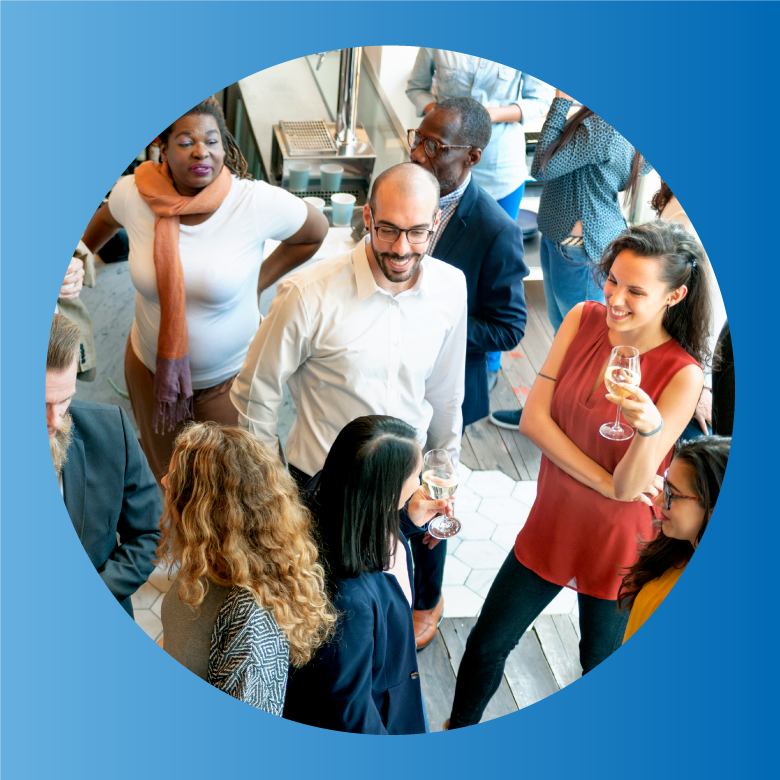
[514,302,700,600]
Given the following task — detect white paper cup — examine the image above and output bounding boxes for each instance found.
[331,193,356,226]
[320,164,343,192]
[303,196,326,212]
[288,162,311,191]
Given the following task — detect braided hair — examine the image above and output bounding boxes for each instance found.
[160,96,251,180]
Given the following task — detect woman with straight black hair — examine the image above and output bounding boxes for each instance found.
[283,415,451,735]
[447,220,712,729]
[621,436,729,641]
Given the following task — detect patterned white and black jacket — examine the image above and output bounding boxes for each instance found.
[207,587,289,715]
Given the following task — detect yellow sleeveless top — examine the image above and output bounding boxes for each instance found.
[623,565,686,643]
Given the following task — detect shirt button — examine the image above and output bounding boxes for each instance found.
[410,672,419,679]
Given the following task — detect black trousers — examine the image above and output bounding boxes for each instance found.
[448,551,629,728]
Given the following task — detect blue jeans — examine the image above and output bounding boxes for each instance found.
[540,234,605,333]
[448,552,628,729]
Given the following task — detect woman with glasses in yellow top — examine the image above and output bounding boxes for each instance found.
[620,436,730,642]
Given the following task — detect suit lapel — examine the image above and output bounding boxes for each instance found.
[430,178,478,260]
[62,437,87,539]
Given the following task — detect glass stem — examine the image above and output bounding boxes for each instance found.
[613,404,622,430]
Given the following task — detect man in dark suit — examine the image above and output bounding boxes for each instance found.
[407,97,529,648]
[47,314,161,617]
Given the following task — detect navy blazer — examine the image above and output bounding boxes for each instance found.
[284,528,425,735]
[62,400,162,616]
[433,178,529,425]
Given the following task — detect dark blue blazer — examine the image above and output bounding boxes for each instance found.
[284,527,425,735]
[62,400,162,616]
[433,178,529,425]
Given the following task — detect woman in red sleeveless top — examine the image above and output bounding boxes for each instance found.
[447,221,714,729]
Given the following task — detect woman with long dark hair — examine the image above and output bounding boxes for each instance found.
[650,179,727,438]
[81,97,328,483]
[159,422,336,714]
[491,89,652,430]
[533,90,652,332]
[621,436,729,641]
[283,415,450,734]
[447,220,712,729]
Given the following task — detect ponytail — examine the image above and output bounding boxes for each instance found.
[596,220,712,368]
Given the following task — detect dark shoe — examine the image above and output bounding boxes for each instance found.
[489,408,523,430]
[487,370,499,393]
[413,595,444,650]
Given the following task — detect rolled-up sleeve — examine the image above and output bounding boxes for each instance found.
[406,48,437,117]
[230,278,311,447]
[514,73,555,126]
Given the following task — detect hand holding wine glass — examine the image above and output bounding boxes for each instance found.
[421,449,461,539]
[605,382,664,438]
[600,346,641,441]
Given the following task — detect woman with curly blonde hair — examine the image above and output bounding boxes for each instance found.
[158,422,335,714]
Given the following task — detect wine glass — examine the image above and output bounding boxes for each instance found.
[600,346,641,441]
[421,449,461,539]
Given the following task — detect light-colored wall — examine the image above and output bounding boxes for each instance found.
[364,46,423,131]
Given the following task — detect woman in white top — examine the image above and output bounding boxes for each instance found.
[83,97,328,481]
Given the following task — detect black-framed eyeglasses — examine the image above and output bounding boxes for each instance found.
[407,129,472,159]
[662,469,701,511]
[369,209,435,245]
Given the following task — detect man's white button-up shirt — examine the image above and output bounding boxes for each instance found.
[230,238,468,477]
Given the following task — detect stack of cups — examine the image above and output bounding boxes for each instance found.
[288,162,311,191]
[320,164,343,192]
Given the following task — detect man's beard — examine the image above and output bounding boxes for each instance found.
[373,245,425,284]
[50,411,74,476]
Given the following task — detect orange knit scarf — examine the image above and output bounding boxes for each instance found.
[133,161,232,432]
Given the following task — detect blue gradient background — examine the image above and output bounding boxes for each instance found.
[1,2,773,777]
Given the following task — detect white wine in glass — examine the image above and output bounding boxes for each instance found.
[421,450,461,539]
[600,346,641,441]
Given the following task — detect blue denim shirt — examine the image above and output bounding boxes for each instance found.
[406,49,554,200]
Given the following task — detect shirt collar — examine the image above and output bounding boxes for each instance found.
[439,172,471,209]
[353,236,430,301]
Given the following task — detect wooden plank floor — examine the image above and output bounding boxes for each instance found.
[461,281,553,481]
[418,614,583,732]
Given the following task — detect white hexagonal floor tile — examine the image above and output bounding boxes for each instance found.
[454,485,481,513]
[478,496,531,525]
[443,555,471,586]
[467,470,517,498]
[491,522,525,551]
[442,585,485,618]
[457,512,496,541]
[148,565,175,594]
[465,569,499,599]
[511,480,538,508]
[446,536,462,555]
[131,581,161,611]
[151,592,165,619]
[457,461,472,486]
[454,540,509,570]
[135,609,163,641]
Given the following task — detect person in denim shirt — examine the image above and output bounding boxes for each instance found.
[406,49,554,220]
[407,49,552,388]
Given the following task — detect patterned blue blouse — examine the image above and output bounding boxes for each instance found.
[532,97,653,262]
